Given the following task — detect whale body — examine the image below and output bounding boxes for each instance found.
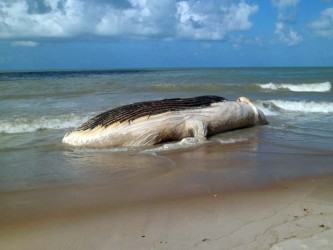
[62,96,268,147]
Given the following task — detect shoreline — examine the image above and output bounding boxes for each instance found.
[1,175,333,249]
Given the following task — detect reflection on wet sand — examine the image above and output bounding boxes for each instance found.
[3,126,333,230]
[1,134,260,228]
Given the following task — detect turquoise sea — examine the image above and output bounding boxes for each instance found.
[0,67,333,193]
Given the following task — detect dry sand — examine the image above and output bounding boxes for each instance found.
[1,175,333,250]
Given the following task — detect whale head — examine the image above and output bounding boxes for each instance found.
[237,96,268,125]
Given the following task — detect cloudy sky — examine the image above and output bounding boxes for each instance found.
[0,0,333,71]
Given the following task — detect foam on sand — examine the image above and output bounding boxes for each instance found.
[258,81,331,92]
[143,137,206,153]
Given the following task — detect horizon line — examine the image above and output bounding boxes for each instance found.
[1,66,333,75]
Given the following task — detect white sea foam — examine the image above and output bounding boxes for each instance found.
[258,81,331,92]
[255,103,279,116]
[0,113,94,134]
[261,100,333,113]
[144,137,249,153]
[143,137,206,153]
[215,138,249,144]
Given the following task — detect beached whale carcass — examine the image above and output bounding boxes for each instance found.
[62,96,268,147]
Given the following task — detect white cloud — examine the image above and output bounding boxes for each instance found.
[11,40,39,47]
[229,35,263,48]
[0,0,88,38]
[0,0,258,41]
[272,0,300,9]
[272,0,302,46]
[275,22,302,46]
[96,0,175,37]
[310,8,333,38]
[175,1,258,40]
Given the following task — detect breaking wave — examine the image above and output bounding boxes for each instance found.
[148,81,332,93]
[2,100,332,135]
[259,100,333,113]
[258,81,331,92]
[0,113,94,134]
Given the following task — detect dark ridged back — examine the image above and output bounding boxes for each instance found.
[76,95,226,131]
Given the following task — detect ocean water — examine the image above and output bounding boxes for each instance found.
[0,67,333,192]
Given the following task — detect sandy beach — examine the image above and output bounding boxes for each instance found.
[1,68,333,250]
[1,136,333,250]
[1,172,333,250]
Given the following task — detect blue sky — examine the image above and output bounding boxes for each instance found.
[0,0,333,71]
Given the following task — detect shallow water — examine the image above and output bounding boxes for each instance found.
[0,67,333,192]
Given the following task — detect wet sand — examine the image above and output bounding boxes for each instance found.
[1,136,333,250]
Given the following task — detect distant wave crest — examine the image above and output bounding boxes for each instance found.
[258,100,333,114]
[2,100,332,135]
[0,113,94,134]
[258,81,331,92]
